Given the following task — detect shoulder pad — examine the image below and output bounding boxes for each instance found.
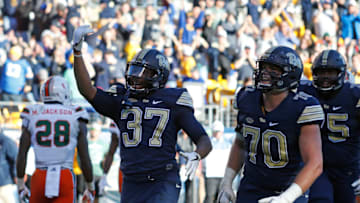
[106,83,127,96]
[296,96,324,124]
[20,105,34,120]
[234,86,256,109]
[175,89,194,109]
[347,83,360,108]
[293,91,313,101]
[73,106,89,122]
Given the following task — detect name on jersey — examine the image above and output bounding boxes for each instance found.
[41,108,73,115]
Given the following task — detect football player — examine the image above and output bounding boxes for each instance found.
[218,46,324,203]
[72,25,212,202]
[16,76,95,203]
[98,120,124,195]
[298,49,360,203]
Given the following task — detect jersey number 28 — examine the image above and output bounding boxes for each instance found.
[36,120,70,147]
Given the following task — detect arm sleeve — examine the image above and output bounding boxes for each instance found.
[89,88,122,120]
[176,106,207,144]
[5,138,18,179]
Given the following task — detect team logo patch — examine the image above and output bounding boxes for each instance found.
[259,117,266,123]
[246,117,254,124]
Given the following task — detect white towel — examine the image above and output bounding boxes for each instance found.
[45,165,61,198]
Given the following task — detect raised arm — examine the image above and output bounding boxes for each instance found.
[72,25,97,101]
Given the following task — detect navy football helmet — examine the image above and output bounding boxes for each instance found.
[126,49,170,95]
[312,49,346,93]
[254,46,303,93]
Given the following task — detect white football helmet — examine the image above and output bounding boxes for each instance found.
[40,76,71,104]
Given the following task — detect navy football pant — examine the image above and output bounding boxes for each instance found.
[309,171,356,203]
[121,178,181,203]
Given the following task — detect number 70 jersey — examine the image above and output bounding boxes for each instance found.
[20,104,89,169]
[235,87,324,190]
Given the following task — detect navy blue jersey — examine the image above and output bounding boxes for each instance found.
[90,87,207,178]
[298,81,360,169]
[235,87,324,191]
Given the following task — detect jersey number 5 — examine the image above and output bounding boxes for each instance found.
[121,107,170,148]
[36,120,70,147]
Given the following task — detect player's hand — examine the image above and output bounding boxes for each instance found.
[17,178,30,201]
[82,189,95,203]
[258,195,289,203]
[217,181,235,203]
[352,178,360,195]
[72,25,93,52]
[18,186,30,202]
[98,175,110,195]
[179,151,201,181]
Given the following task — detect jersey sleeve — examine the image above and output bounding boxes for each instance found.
[175,89,194,110]
[73,106,89,123]
[176,105,208,144]
[350,84,360,109]
[90,88,123,120]
[109,122,120,136]
[296,96,324,125]
[20,106,32,129]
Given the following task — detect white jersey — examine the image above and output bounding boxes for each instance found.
[20,104,89,169]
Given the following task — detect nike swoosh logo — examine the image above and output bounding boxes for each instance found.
[152,100,163,104]
[269,122,279,126]
[176,184,181,188]
[332,106,342,111]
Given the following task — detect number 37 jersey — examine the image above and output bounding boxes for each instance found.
[235,87,324,190]
[20,104,89,169]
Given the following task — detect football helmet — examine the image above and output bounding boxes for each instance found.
[40,76,71,104]
[125,49,170,95]
[312,49,346,93]
[254,46,303,93]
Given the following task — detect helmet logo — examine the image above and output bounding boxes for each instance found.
[286,52,301,68]
[156,54,169,70]
[321,50,330,65]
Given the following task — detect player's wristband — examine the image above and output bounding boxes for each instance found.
[16,177,25,189]
[85,181,95,191]
[280,183,303,202]
[223,167,237,186]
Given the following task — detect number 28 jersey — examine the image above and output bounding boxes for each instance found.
[20,104,89,169]
[235,87,324,190]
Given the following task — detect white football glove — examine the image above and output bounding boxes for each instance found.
[82,189,95,203]
[351,178,360,195]
[180,166,187,182]
[72,25,94,52]
[179,151,201,181]
[217,168,236,203]
[258,183,303,203]
[17,178,30,201]
[98,174,110,195]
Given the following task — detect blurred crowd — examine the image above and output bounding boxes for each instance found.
[0,0,360,105]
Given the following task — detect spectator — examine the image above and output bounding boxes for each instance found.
[0,131,19,203]
[0,45,33,102]
[203,121,232,203]
[88,122,109,203]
